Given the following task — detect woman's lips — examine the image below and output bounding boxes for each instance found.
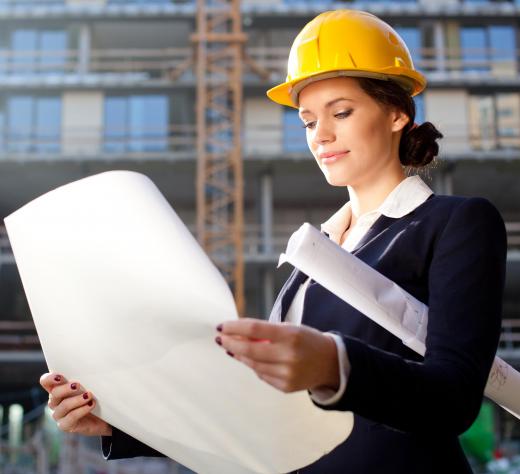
[321,151,349,164]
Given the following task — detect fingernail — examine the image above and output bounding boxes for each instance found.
[88,401,93,407]
[226,351,234,358]
[215,336,222,346]
[54,375,61,382]
[216,324,223,332]
[82,392,89,400]
[70,383,77,390]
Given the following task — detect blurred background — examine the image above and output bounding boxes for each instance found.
[0,0,518,473]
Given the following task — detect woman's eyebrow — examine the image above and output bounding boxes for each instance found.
[299,97,355,116]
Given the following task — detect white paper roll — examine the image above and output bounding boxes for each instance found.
[5,172,353,474]
[279,223,520,421]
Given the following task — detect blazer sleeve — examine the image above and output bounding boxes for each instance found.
[314,197,507,436]
[101,426,166,460]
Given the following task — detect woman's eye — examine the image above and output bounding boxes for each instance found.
[335,110,353,119]
[301,121,316,129]
[301,110,351,129]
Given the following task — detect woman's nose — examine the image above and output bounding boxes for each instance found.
[313,120,335,145]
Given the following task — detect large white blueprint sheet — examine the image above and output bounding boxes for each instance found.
[4,171,353,474]
[279,223,520,420]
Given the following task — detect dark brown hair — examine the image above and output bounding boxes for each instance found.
[356,77,443,168]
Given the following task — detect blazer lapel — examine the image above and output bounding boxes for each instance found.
[351,215,396,253]
[271,220,395,322]
[352,193,435,253]
[268,267,308,322]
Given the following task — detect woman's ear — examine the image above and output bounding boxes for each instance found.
[391,109,411,133]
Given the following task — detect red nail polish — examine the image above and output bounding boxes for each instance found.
[70,383,77,390]
[54,375,61,382]
[215,336,222,346]
[216,324,223,332]
[88,401,93,407]
[226,351,234,358]
[82,392,89,400]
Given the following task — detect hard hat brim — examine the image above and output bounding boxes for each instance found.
[266,68,427,109]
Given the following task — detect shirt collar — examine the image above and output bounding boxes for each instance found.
[320,175,434,239]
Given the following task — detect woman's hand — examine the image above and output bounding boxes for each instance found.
[215,318,339,393]
[40,372,112,437]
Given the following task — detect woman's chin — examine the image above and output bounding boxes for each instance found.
[323,174,350,187]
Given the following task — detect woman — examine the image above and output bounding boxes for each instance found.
[40,9,507,473]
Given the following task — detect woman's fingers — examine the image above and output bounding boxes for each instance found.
[56,399,96,433]
[40,373,112,437]
[218,318,292,342]
[256,373,291,393]
[217,319,302,363]
[40,372,67,394]
[238,355,292,379]
[49,381,83,409]
[216,321,340,393]
[218,335,286,363]
[52,391,92,421]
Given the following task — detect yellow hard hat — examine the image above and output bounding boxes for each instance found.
[266,9,427,108]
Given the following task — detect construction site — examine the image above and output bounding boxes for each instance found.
[0,0,519,473]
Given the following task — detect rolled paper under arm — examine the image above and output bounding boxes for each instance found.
[278,223,520,420]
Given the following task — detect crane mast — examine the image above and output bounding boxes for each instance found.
[193,0,246,314]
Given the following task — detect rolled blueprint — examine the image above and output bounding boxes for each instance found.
[278,223,520,420]
[5,172,353,474]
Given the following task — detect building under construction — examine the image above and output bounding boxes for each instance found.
[0,0,519,472]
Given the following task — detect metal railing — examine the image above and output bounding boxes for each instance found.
[0,0,191,5]
[507,222,520,249]
[0,0,518,8]
[249,45,520,80]
[243,223,520,256]
[0,47,194,78]
[0,227,13,264]
[0,123,518,160]
[0,0,64,4]
[1,222,520,262]
[0,124,198,160]
[0,46,517,79]
[498,319,520,362]
[0,321,39,350]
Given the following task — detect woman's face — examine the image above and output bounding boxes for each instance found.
[298,76,409,188]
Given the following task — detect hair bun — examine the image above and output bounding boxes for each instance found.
[400,121,444,168]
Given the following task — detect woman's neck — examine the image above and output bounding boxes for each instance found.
[347,171,406,225]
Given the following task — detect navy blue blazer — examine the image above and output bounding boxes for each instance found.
[101,194,507,474]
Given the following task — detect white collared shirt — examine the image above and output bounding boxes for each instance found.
[284,175,434,404]
[321,174,435,250]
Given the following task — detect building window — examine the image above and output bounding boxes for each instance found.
[488,26,516,75]
[283,109,307,153]
[0,29,68,75]
[0,96,62,153]
[104,95,169,153]
[460,26,516,74]
[395,26,422,67]
[283,0,416,3]
[460,27,487,72]
[496,94,520,149]
[463,0,516,3]
[0,111,4,152]
[414,94,425,125]
[0,1,64,4]
[469,93,520,150]
[107,0,173,3]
